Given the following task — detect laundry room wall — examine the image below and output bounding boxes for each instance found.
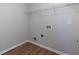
[28,3,79,55]
[0,3,29,52]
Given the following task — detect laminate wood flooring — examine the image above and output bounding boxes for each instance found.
[3,42,59,55]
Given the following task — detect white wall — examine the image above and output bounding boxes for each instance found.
[28,3,67,12]
[0,3,28,52]
[1,3,79,55]
[28,3,79,55]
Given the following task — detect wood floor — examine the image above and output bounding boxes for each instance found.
[3,42,59,55]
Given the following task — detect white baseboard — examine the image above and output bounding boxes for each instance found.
[28,40,68,55]
[0,40,68,55]
[0,40,29,55]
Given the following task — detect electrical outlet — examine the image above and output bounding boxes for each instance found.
[45,24,53,30]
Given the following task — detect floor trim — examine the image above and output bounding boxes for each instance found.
[28,40,68,55]
[0,40,29,55]
[0,40,68,55]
